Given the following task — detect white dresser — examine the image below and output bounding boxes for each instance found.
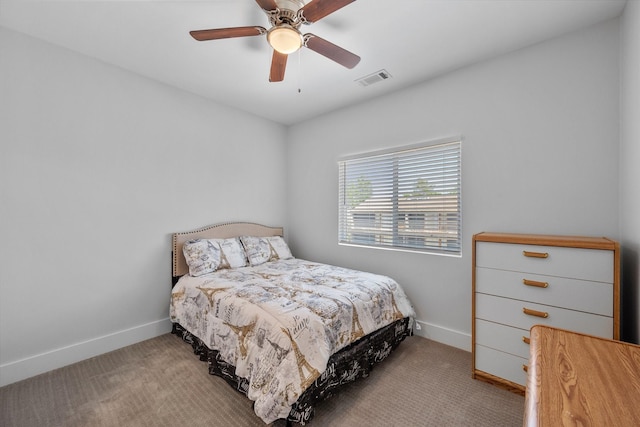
[472,232,620,394]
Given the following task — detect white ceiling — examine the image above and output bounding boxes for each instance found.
[0,0,627,125]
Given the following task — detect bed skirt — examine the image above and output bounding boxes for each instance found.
[172,317,412,425]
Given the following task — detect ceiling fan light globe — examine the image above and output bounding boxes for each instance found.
[267,25,303,54]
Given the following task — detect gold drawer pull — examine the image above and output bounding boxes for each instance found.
[523,278,549,288]
[523,250,549,259]
[523,307,549,318]
[522,336,530,344]
[523,364,528,372]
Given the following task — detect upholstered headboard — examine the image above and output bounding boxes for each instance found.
[171,222,284,284]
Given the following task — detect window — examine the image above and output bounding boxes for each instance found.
[338,137,462,256]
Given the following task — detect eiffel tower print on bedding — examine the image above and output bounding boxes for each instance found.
[170,257,415,425]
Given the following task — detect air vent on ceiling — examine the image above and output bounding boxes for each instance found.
[355,69,392,87]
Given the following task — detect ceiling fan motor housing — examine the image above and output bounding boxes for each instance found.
[271,0,306,27]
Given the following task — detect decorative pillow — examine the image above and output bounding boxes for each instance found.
[183,239,221,277]
[240,235,293,266]
[266,236,293,260]
[183,237,248,276]
[213,237,248,269]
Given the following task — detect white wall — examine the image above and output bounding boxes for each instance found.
[286,19,620,350]
[620,1,640,344]
[0,28,288,386]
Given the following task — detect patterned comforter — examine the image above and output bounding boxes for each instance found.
[170,258,415,424]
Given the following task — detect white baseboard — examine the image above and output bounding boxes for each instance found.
[1,318,467,387]
[0,318,173,387]
[413,320,471,352]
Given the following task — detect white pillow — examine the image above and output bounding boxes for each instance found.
[267,236,293,260]
[182,239,221,277]
[182,237,248,276]
[240,235,293,266]
[213,237,248,269]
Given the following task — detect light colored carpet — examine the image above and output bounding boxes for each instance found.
[0,333,524,426]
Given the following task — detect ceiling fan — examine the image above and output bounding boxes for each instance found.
[189,0,360,82]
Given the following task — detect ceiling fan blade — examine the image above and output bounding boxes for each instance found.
[304,34,360,69]
[269,51,288,82]
[299,0,356,23]
[190,26,267,41]
[255,0,279,12]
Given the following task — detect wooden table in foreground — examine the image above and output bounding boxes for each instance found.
[524,325,640,426]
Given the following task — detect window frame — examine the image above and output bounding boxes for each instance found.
[338,136,462,257]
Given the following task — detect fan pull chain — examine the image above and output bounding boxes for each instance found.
[297,48,302,93]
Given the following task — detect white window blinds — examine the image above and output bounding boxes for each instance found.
[338,138,462,255]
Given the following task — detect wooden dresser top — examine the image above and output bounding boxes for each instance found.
[524,325,640,426]
[473,232,618,250]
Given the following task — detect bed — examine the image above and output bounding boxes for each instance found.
[170,222,415,425]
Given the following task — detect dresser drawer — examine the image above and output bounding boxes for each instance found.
[475,344,528,387]
[475,319,530,359]
[475,293,613,338]
[476,267,613,316]
[476,242,613,283]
